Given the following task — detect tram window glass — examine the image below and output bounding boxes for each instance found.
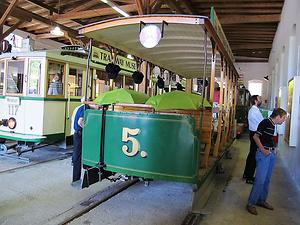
[48,62,64,96]
[68,67,83,96]
[28,60,41,95]
[95,69,109,96]
[114,75,122,88]
[0,61,4,95]
[125,76,134,90]
[6,60,24,94]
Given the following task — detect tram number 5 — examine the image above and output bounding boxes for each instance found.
[121,128,147,158]
[122,128,140,157]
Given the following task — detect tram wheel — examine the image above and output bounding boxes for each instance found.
[0,144,8,153]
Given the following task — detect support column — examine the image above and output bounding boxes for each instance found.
[202,44,216,168]
[185,79,192,93]
[213,59,225,157]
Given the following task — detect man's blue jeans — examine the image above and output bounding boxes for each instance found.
[248,149,276,205]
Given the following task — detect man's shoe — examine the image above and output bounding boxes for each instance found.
[247,205,258,215]
[246,179,254,184]
[257,202,274,210]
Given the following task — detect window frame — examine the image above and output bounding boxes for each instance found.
[5,59,26,96]
[46,60,66,97]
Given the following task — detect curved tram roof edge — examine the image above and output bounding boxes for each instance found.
[79,14,238,80]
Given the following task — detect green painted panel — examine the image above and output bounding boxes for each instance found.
[82,110,199,183]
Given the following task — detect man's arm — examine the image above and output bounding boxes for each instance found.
[253,133,270,156]
[78,117,84,128]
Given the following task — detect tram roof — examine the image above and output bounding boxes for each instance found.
[79,15,238,79]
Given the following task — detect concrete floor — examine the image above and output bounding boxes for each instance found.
[69,181,192,225]
[0,157,121,225]
[199,136,300,225]
[1,136,300,225]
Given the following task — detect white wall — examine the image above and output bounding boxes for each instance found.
[4,25,62,50]
[235,62,270,106]
[268,0,300,190]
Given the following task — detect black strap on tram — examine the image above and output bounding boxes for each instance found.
[99,105,108,168]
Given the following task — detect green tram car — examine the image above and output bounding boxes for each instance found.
[78,11,239,201]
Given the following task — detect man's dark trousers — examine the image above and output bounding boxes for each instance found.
[72,130,82,182]
[243,131,257,180]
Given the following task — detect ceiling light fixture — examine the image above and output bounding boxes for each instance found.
[139,24,161,48]
[100,0,130,17]
[50,26,64,36]
[50,0,64,36]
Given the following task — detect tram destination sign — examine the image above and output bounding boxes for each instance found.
[91,46,137,73]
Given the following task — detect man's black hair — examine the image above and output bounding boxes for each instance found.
[250,95,259,105]
[270,108,287,118]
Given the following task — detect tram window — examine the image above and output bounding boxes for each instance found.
[47,62,64,96]
[68,67,83,96]
[0,61,4,95]
[114,75,122,88]
[95,69,109,96]
[125,76,134,90]
[6,60,24,94]
[28,60,41,95]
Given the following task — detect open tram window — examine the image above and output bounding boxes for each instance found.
[47,62,64,96]
[68,67,83,97]
[0,61,4,95]
[6,60,24,95]
[27,60,42,95]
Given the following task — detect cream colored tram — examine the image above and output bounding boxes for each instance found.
[0,46,136,153]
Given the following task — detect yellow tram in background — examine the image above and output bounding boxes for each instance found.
[0,46,137,153]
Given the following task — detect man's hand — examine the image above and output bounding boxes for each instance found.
[261,148,270,156]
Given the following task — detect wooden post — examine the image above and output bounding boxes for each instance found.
[213,58,225,157]
[202,43,216,168]
[185,79,192,93]
[220,65,229,152]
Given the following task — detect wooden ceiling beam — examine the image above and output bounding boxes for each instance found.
[163,0,184,13]
[0,1,79,38]
[231,43,272,50]
[151,0,163,13]
[36,32,67,39]
[181,0,198,14]
[220,14,281,24]
[67,0,100,13]
[0,0,19,27]
[52,4,136,21]
[0,20,24,41]
[135,0,144,15]
[201,9,282,14]
[195,2,283,9]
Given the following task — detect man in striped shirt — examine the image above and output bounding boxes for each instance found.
[246,108,287,215]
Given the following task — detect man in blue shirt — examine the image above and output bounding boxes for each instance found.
[243,95,264,184]
[72,103,86,184]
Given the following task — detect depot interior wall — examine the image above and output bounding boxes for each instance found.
[235,62,269,106]
[4,25,62,50]
[268,0,300,190]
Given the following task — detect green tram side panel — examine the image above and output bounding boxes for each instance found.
[82,109,199,183]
